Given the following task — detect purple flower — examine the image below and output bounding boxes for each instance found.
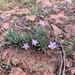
[48,41,56,49]
[32,39,38,46]
[39,20,46,26]
[22,43,30,50]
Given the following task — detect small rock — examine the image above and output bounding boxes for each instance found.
[9,67,26,75]
[71,69,75,75]
[11,57,20,66]
[21,8,30,14]
[1,11,11,21]
[60,40,65,43]
[43,0,53,7]
[72,52,75,60]
[26,15,36,21]
[0,10,2,14]
[6,2,13,8]
[47,50,52,58]
[9,10,16,15]
[65,25,75,35]
[2,23,9,30]
[46,31,51,39]
[0,34,4,41]
[51,24,62,36]
[65,0,72,4]
[2,51,8,60]
[66,59,71,68]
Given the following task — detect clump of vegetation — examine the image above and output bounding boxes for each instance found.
[33,27,48,52]
[73,0,75,4]
[0,0,7,9]
[67,45,73,54]
[0,0,38,14]
[3,27,49,52]
[3,28,32,49]
[69,16,75,24]
[23,0,38,15]
[67,35,75,54]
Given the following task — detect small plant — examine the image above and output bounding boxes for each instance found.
[3,27,47,52]
[22,34,32,43]
[66,36,75,54]
[0,0,15,9]
[73,0,75,4]
[67,45,73,54]
[33,27,48,52]
[3,28,32,49]
[0,0,6,9]
[3,27,57,52]
[33,64,53,71]
[21,0,31,4]
[69,16,75,24]
[0,0,38,15]
[30,2,38,15]
[24,0,38,15]
[72,35,75,46]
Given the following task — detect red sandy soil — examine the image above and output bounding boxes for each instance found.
[0,0,75,75]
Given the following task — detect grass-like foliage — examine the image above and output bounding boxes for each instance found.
[3,28,32,49]
[73,0,75,4]
[66,35,75,53]
[34,28,48,52]
[3,27,48,52]
[0,0,38,15]
[24,0,38,15]
[21,0,31,3]
[67,45,73,54]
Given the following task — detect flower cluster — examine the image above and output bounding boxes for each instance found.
[22,20,47,50]
[3,24,57,52]
[22,21,57,50]
[22,39,39,50]
[22,39,57,50]
[22,20,56,50]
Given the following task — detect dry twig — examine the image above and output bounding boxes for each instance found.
[60,43,66,75]
[58,52,63,75]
